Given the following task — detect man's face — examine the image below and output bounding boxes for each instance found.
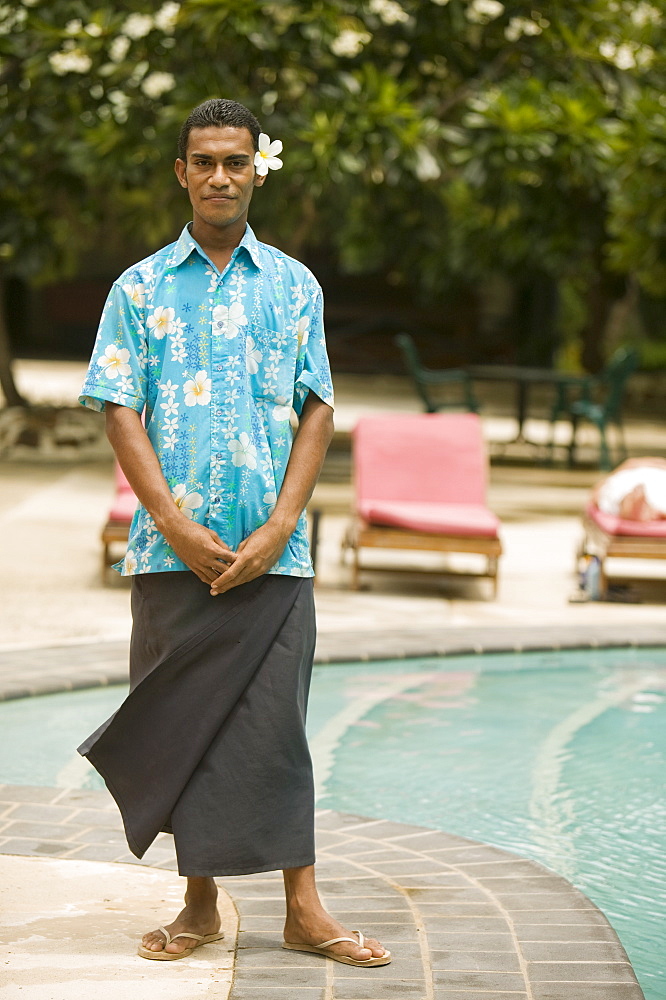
[174,126,265,230]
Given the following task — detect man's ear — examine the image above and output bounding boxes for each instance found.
[254,171,267,188]
[174,158,188,188]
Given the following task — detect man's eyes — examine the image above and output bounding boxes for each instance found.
[194,160,248,168]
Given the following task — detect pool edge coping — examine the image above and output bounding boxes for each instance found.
[1,622,665,701]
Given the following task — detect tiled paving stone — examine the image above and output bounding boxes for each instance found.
[0,793,647,998]
[0,782,644,1000]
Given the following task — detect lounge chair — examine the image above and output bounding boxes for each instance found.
[579,500,666,597]
[102,461,137,573]
[342,412,502,596]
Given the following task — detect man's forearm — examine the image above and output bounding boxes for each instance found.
[269,394,334,537]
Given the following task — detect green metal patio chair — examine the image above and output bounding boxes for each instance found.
[549,347,639,470]
[395,333,480,414]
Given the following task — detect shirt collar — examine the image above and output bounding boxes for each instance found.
[169,223,263,270]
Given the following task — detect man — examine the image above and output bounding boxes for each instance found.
[78,98,389,968]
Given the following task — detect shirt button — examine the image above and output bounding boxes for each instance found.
[216,364,223,371]
[212,496,220,504]
[216,409,223,416]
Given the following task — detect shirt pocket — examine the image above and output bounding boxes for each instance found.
[246,326,297,404]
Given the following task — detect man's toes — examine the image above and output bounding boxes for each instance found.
[142,932,165,951]
[165,937,196,954]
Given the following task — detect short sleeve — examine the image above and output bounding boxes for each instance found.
[293,283,334,417]
[79,281,148,413]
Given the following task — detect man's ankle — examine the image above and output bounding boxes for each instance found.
[184,877,218,905]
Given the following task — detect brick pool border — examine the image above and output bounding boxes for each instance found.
[0,622,664,702]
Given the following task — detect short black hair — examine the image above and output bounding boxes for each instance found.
[177,99,261,160]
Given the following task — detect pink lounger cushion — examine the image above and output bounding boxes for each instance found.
[353,412,489,507]
[108,462,137,522]
[109,491,138,523]
[587,501,666,538]
[359,500,500,538]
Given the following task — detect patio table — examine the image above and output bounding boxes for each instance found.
[466,364,589,446]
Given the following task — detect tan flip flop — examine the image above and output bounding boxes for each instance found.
[138,925,225,961]
[283,929,391,967]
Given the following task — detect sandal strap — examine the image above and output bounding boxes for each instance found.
[157,926,204,945]
[316,930,364,950]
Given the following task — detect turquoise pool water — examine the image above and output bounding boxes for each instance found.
[0,647,664,997]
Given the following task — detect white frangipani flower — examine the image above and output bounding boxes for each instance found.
[330,28,372,58]
[212,301,247,338]
[122,281,146,308]
[466,0,504,23]
[414,146,441,182]
[631,2,661,27]
[123,13,153,38]
[505,16,542,41]
[147,305,175,338]
[171,484,204,518]
[272,395,292,422]
[245,336,263,374]
[98,344,131,378]
[254,133,283,176]
[124,549,138,574]
[369,0,410,25]
[142,71,176,99]
[49,49,92,75]
[228,432,258,469]
[154,1,180,32]
[109,35,131,62]
[183,370,212,406]
[614,43,637,70]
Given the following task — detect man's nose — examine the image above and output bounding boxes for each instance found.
[208,164,229,187]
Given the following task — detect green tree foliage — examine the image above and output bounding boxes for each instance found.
[1,0,665,395]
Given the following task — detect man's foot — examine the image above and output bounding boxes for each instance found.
[283,910,388,964]
[141,879,220,956]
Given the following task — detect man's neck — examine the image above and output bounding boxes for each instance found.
[190,214,247,272]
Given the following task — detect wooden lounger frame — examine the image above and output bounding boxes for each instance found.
[580,509,666,595]
[102,520,131,573]
[342,520,502,597]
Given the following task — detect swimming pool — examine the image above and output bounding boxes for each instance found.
[0,647,664,998]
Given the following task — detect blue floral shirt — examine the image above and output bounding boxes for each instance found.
[80,223,334,577]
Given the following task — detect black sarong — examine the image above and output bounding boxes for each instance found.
[78,572,316,877]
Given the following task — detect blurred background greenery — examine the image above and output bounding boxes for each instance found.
[1,0,665,407]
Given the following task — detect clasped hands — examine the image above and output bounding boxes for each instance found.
[164,517,291,596]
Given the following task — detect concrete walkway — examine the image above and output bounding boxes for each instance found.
[1,853,237,1000]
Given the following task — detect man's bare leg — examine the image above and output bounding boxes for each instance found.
[283,864,388,962]
[142,876,220,955]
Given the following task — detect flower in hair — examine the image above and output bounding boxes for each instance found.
[254,133,283,175]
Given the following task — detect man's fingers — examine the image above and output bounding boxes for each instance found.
[210,559,258,594]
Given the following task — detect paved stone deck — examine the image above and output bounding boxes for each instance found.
[0,785,644,999]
